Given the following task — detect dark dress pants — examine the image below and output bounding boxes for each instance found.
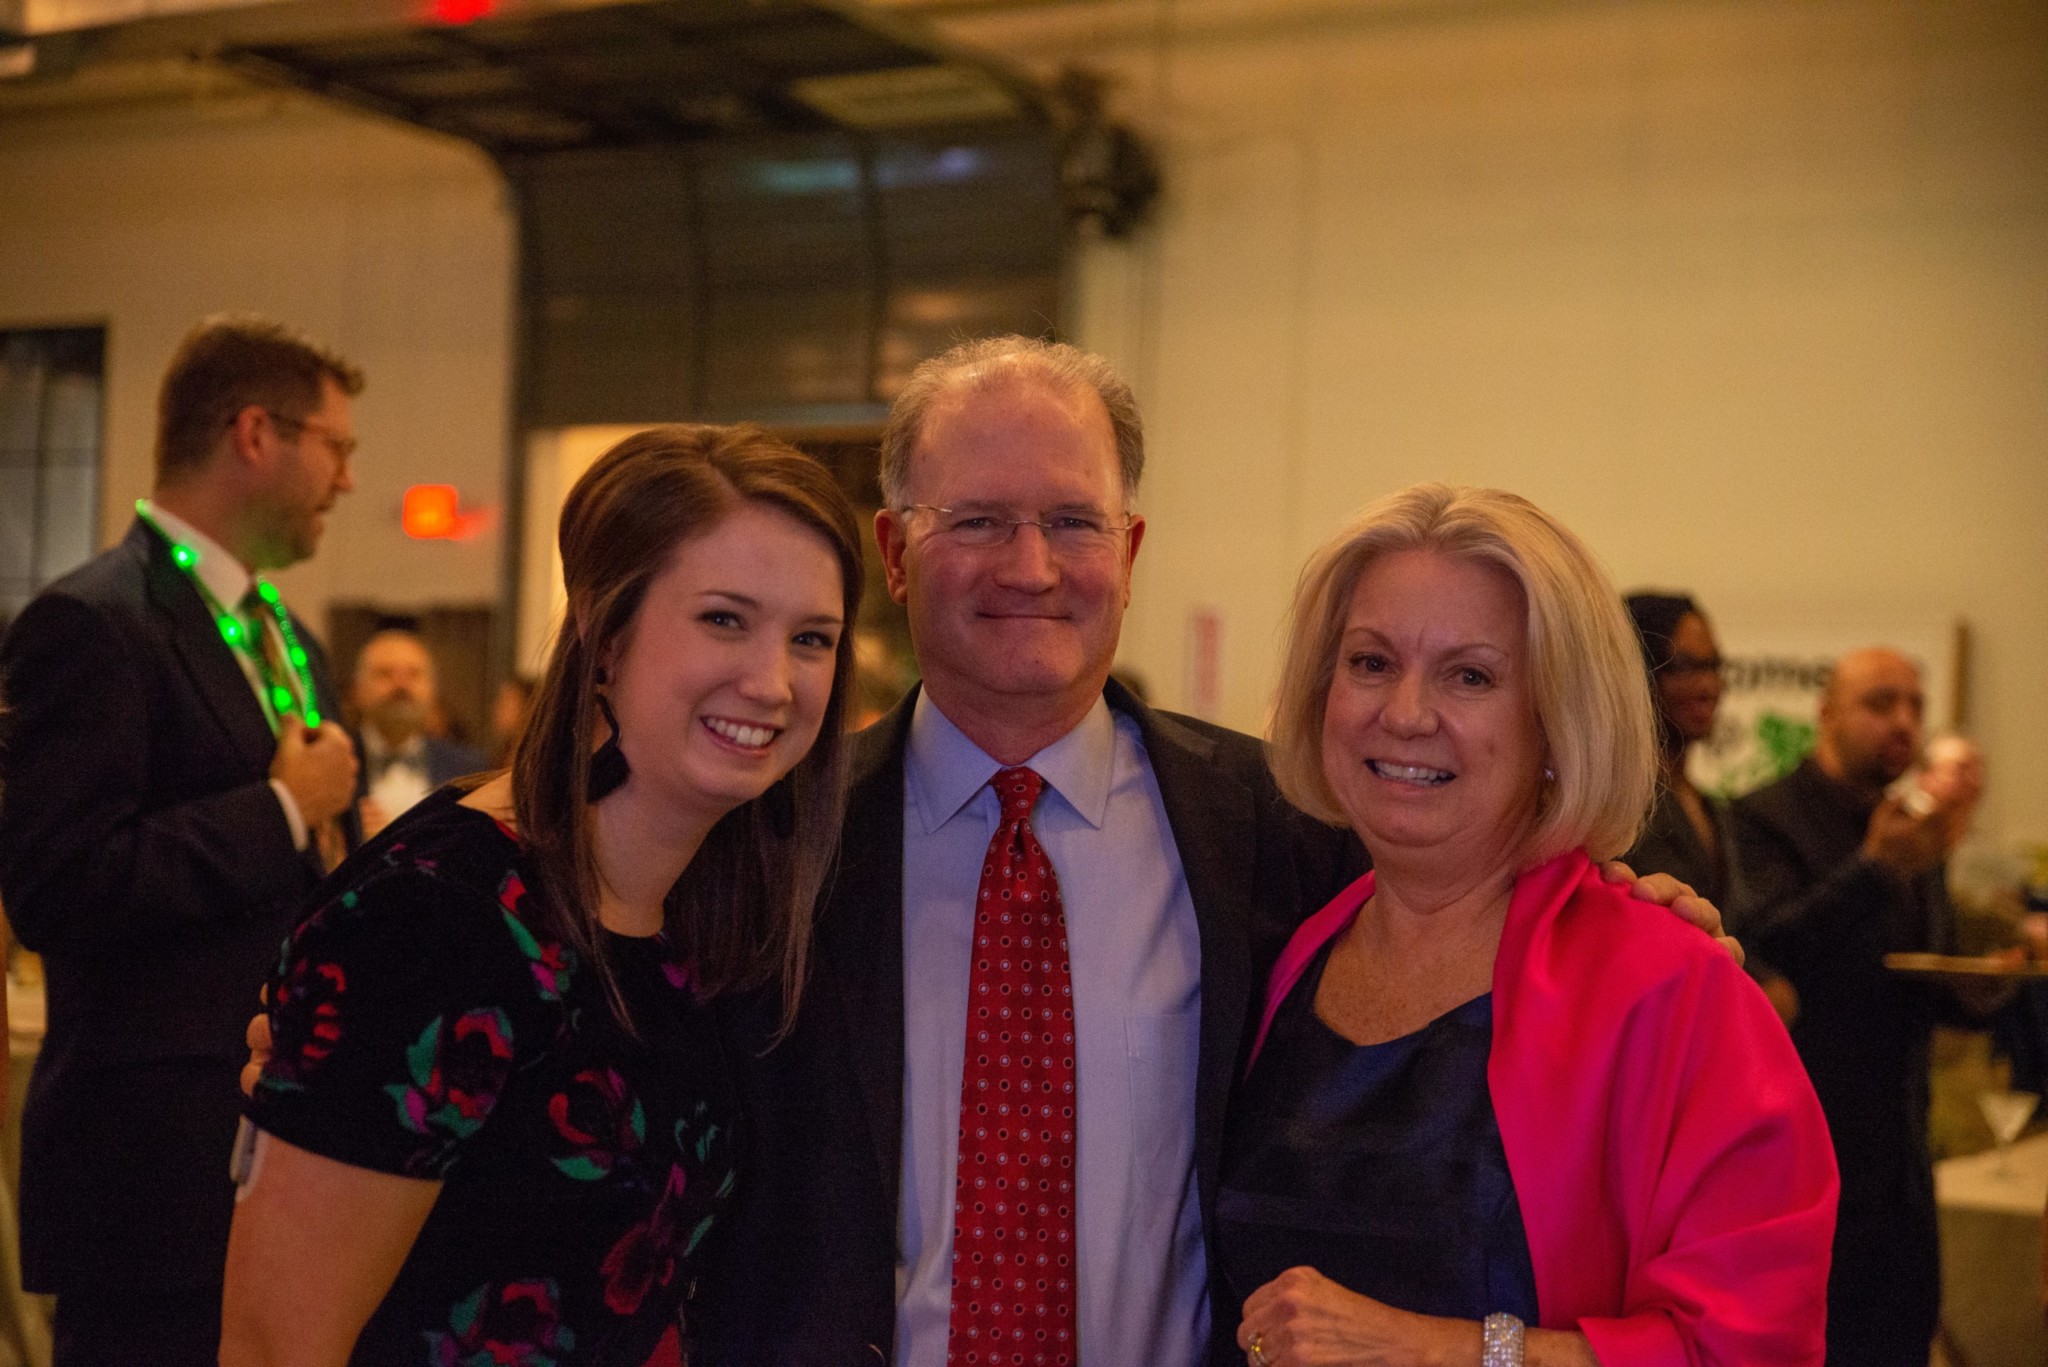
[52,1284,222,1367]
[1824,1162,1941,1367]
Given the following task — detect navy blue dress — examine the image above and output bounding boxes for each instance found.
[1216,940,1539,1325]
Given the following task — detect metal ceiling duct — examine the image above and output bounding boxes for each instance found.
[0,0,1053,152]
[0,1,1150,428]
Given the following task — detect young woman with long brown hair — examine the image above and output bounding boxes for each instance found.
[222,425,862,1367]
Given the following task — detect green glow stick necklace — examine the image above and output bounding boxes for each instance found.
[134,499,324,729]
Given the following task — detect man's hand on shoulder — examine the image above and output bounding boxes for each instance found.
[1599,859,1745,969]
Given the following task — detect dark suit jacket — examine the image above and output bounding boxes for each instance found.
[0,519,350,1293]
[1733,758,1960,1357]
[693,681,1362,1365]
[423,735,490,786]
[361,733,489,790]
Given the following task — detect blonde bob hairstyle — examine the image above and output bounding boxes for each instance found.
[1267,483,1656,868]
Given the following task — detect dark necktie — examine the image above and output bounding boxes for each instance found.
[244,589,342,869]
[238,588,298,720]
[946,766,1078,1367]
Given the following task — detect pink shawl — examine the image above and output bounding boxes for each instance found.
[1250,849,1838,1365]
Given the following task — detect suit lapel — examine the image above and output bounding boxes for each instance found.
[1111,682,1258,1203]
[820,692,915,1217]
[135,521,276,777]
[821,684,1264,1227]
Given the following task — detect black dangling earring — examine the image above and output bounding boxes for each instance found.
[764,773,796,840]
[588,689,630,801]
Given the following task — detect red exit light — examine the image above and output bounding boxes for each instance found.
[403,484,461,539]
[431,0,496,24]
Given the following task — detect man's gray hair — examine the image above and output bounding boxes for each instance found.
[878,336,1144,508]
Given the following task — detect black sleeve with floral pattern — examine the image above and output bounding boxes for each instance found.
[246,791,738,1367]
[252,844,559,1180]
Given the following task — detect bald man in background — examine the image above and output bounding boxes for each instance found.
[1736,648,1987,1366]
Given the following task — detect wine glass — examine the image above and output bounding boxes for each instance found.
[1977,1089,2040,1179]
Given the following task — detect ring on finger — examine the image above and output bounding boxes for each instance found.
[1249,1333,1269,1367]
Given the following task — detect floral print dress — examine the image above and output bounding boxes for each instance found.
[248,790,737,1367]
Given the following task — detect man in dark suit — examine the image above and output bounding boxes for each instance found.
[1736,646,1989,1367]
[694,337,1358,1365]
[350,624,490,837]
[0,315,363,1366]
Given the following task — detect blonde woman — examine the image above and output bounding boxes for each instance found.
[1222,485,1836,1367]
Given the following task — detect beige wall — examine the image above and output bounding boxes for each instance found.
[949,0,2048,849]
[0,87,513,629]
[515,425,646,677]
[4,0,2044,848]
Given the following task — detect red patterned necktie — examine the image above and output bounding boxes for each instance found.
[947,766,1078,1367]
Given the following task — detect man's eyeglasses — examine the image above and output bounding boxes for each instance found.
[903,504,1136,554]
[263,409,357,463]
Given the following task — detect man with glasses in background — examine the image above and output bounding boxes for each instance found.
[0,315,361,1365]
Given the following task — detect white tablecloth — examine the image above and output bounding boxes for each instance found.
[1936,1130,2047,1367]
[1937,1129,2048,1216]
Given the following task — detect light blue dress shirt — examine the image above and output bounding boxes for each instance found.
[895,692,1209,1367]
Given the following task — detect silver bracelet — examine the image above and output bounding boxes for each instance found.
[1482,1312,1525,1367]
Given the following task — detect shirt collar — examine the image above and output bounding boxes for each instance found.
[905,690,1118,835]
[141,500,254,611]
[362,729,426,764]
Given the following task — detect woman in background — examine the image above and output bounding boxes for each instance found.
[1622,592,1796,1024]
[1619,594,1737,903]
[1222,484,1835,1366]
[222,425,862,1366]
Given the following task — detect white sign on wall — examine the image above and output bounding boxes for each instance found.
[1690,620,1962,799]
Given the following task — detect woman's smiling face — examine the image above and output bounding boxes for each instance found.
[1320,548,1547,872]
[602,501,845,834]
